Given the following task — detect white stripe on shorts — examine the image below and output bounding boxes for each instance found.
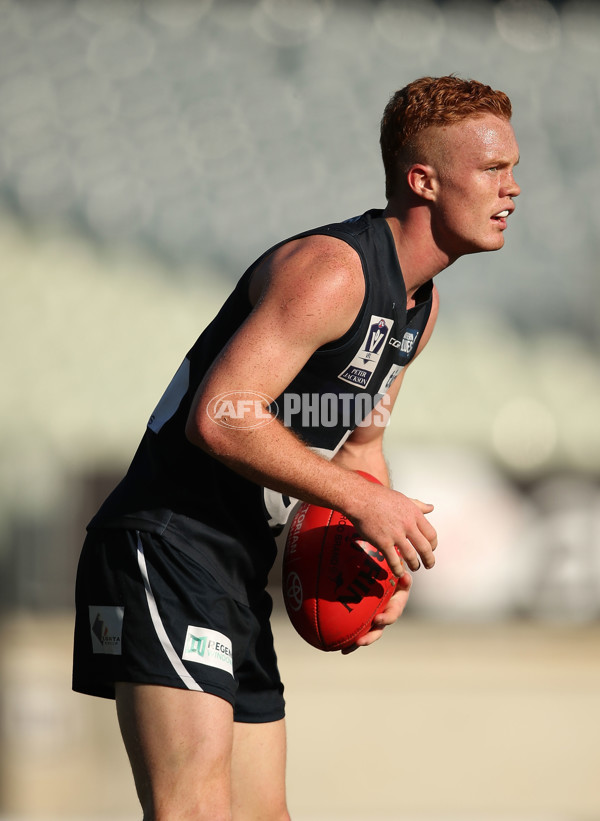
[136,533,203,692]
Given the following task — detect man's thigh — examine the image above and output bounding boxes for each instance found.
[232,718,289,821]
[116,682,234,821]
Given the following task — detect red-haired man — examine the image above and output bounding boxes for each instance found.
[74,75,520,820]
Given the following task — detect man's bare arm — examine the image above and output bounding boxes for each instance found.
[185,238,437,575]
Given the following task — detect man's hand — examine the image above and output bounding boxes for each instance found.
[341,570,413,654]
[349,484,438,577]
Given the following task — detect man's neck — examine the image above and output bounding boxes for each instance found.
[382,201,453,304]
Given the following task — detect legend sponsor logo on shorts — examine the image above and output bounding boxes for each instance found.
[338,315,393,389]
[89,606,124,655]
[182,626,234,677]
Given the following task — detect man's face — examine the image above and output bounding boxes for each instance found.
[428,113,520,258]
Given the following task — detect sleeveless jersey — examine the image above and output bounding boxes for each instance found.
[88,209,433,603]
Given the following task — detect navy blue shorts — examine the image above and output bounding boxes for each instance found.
[72,529,285,723]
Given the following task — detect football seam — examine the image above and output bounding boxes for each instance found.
[315,506,336,651]
[326,598,386,651]
[315,512,390,652]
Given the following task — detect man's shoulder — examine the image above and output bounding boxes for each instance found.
[265,225,365,280]
[290,208,383,243]
[273,209,386,267]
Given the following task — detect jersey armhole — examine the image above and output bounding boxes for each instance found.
[311,230,370,354]
[240,227,370,340]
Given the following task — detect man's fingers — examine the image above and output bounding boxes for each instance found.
[359,492,437,575]
[387,542,417,574]
[374,573,412,626]
[393,526,436,571]
[420,516,438,549]
[345,573,413,651]
[400,498,438,567]
[410,498,434,513]
[411,525,437,568]
[395,541,420,572]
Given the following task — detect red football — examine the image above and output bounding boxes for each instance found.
[282,471,397,651]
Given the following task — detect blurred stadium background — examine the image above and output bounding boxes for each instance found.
[1,0,599,819]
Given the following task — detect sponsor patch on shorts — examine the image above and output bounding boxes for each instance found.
[89,606,124,655]
[182,626,234,677]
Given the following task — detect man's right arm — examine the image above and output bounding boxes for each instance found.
[185,235,437,575]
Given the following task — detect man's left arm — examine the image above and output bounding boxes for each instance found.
[332,286,439,649]
[330,366,407,487]
[332,284,439,484]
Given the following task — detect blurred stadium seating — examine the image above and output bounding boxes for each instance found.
[2,0,599,611]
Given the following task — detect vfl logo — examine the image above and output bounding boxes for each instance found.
[338,315,393,389]
[363,318,389,361]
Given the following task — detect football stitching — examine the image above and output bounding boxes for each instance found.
[315,506,336,650]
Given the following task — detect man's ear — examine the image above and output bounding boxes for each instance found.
[406,164,437,201]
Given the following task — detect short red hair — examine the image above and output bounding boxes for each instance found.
[380,76,513,199]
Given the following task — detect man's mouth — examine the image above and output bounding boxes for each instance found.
[492,210,510,219]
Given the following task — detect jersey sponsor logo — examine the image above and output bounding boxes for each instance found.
[389,328,419,356]
[377,363,403,396]
[182,626,234,677]
[338,315,393,389]
[89,606,124,655]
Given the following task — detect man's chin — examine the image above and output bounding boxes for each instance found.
[463,235,506,256]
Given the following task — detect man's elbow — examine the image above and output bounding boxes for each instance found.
[185,406,221,454]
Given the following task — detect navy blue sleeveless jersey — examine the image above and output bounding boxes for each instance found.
[88,210,433,603]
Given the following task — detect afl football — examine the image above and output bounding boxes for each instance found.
[282,471,397,651]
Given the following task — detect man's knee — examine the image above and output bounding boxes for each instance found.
[233,806,290,821]
[147,792,231,821]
